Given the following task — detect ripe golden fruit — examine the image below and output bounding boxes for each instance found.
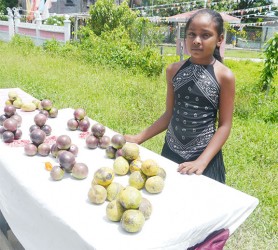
[129,159,143,173]
[118,186,142,209]
[145,176,164,194]
[141,159,159,177]
[94,167,115,187]
[106,200,125,222]
[113,156,130,176]
[122,143,140,161]
[121,210,145,233]
[129,171,147,190]
[88,185,107,204]
[106,182,124,201]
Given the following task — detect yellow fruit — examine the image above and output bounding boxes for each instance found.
[32,99,41,109]
[21,102,37,112]
[113,156,130,176]
[94,167,115,187]
[88,185,107,204]
[118,186,142,209]
[8,90,18,101]
[106,200,125,222]
[129,159,143,173]
[157,167,167,180]
[5,99,13,105]
[139,197,152,220]
[13,98,22,109]
[121,209,145,233]
[122,143,140,161]
[106,182,124,201]
[145,176,164,194]
[141,159,159,177]
[129,171,147,190]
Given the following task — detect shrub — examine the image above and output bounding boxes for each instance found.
[87,0,137,36]
[44,15,65,26]
[259,33,278,94]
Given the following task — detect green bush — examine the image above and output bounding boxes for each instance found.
[44,15,65,26]
[260,33,278,93]
[0,11,8,21]
[87,0,137,36]
[77,25,165,76]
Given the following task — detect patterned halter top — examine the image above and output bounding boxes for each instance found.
[165,59,220,161]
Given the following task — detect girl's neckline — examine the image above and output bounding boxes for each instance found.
[188,57,216,66]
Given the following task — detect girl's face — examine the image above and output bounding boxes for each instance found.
[185,14,223,63]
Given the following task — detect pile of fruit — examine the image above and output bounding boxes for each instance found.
[88,142,166,233]
[37,99,58,118]
[4,90,24,109]
[85,122,111,149]
[1,98,167,233]
[0,105,22,143]
[48,134,88,181]
[67,108,90,132]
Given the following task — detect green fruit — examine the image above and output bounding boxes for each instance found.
[13,98,22,109]
[113,156,130,176]
[118,186,142,209]
[145,176,164,194]
[8,90,18,101]
[21,102,37,112]
[121,210,145,233]
[106,200,125,222]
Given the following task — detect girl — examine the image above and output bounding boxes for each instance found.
[125,9,235,183]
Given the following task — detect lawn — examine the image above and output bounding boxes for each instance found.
[0,40,277,249]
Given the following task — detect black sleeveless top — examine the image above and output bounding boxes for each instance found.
[161,59,226,183]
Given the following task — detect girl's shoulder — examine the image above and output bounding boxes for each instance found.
[214,61,235,86]
[166,60,186,78]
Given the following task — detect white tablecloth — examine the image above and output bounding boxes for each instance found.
[0,88,259,250]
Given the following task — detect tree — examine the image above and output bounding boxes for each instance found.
[88,0,137,36]
[236,0,273,10]
[0,0,18,13]
[259,33,278,94]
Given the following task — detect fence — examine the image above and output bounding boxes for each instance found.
[0,7,71,46]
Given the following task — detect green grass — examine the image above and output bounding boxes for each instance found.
[0,40,277,249]
[224,48,265,59]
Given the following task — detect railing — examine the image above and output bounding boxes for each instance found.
[0,7,71,46]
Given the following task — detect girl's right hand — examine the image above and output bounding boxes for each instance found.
[124,134,141,144]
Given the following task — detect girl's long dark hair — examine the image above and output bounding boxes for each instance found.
[185,9,224,63]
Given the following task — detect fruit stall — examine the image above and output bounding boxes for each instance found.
[0,88,259,250]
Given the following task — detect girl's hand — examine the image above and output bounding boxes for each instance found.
[124,134,141,144]
[177,160,206,175]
